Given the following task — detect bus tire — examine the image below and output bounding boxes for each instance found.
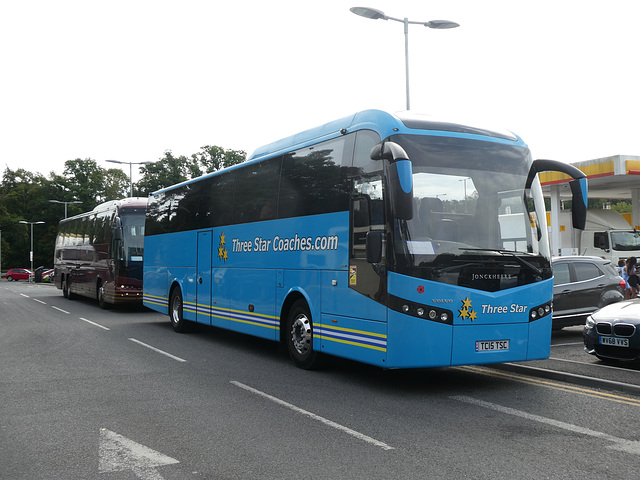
[286,299,320,370]
[169,287,189,333]
[97,281,110,309]
[63,277,75,300]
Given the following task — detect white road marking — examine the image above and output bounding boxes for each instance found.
[99,428,179,479]
[52,306,70,314]
[33,299,46,304]
[79,317,110,331]
[20,293,29,298]
[128,338,187,362]
[231,380,394,451]
[452,395,640,455]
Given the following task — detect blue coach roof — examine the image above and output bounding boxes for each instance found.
[153,110,526,196]
[248,109,524,162]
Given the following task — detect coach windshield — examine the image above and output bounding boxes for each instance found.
[388,134,552,290]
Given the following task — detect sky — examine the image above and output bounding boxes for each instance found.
[2,0,640,183]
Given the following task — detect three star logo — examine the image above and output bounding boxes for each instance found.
[217,232,228,262]
[458,297,478,321]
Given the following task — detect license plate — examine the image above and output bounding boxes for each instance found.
[599,336,629,347]
[476,340,509,352]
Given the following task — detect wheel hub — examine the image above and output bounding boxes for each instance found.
[291,314,311,355]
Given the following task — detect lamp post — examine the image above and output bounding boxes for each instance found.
[49,199,82,219]
[350,7,459,110]
[459,177,470,213]
[18,220,44,272]
[105,160,154,197]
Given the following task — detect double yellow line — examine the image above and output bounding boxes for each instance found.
[456,365,640,407]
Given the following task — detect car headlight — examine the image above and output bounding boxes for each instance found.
[585,316,595,330]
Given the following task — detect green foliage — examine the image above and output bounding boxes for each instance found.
[135,146,246,196]
[0,145,245,271]
[611,201,632,214]
[60,158,129,208]
[135,150,190,196]
[0,167,56,271]
[189,145,246,178]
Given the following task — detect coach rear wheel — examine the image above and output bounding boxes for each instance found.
[170,287,189,333]
[286,300,320,369]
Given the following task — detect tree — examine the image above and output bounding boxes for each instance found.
[59,158,107,210]
[188,145,245,178]
[102,168,130,201]
[0,167,55,270]
[135,151,190,196]
[611,201,632,214]
[135,146,245,197]
[0,145,245,272]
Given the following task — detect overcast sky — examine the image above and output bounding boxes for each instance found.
[2,1,639,183]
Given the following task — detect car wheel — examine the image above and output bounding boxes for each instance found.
[169,287,189,333]
[286,299,320,370]
[6,276,13,281]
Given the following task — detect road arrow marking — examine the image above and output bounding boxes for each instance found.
[99,428,179,479]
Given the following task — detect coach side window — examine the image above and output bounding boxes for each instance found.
[351,130,384,258]
[170,184,199,232]
[233,157,281,224]
[198,171,236,228]
[145,192,170,235]
[352,130,382,173]
[279,136,356,218]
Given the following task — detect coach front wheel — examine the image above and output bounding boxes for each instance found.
[63,277,75,300]
[169,287,189,333]
[97,282,110,309]
[286,300,320,370]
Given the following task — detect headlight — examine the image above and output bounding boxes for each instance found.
[585,316,595,330]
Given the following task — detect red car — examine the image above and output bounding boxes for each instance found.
[5,268,33,281]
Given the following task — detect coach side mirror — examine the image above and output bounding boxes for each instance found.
[366,230,384,264]
[527,159,588,231]
[569,177,588,230]
[370,141,413,220]
[113,217,123,241]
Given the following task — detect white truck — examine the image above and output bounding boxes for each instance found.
[554,209,640,264]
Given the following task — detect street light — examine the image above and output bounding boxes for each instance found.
[49,199,82,219]
[18,220,45,272]
[105,160,154,198]
[350,6,459,110]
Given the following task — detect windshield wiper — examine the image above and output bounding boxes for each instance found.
[461,248,543,278]
[431,262,484,277]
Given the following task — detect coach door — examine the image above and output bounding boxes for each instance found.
[196,230,213,325]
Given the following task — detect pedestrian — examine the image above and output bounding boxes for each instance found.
[618,259,629,296]
[625,257,639,299]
